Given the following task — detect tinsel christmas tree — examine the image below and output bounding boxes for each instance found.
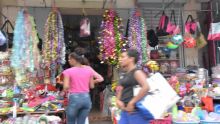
[42,9,65,83]
[128,9,149,66]
[10,9,41,86]
[98,9,127,66]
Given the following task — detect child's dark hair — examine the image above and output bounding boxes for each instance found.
[69,47,89,65]
[126,49,139,64]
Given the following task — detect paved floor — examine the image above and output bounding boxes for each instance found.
[89,108,113,124]
[90,121,112,124]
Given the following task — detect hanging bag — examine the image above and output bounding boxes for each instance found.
[166,10,177,35]
[148,11,159,47]
[0,30,6,46]
[196,22,207,48]
[184,15,197,35]
[207,22,220,41]
[183,15,197,48]
[207,9,220,41]
[171,10,183,45]
[0,19,14,51]
[157,11,169,36]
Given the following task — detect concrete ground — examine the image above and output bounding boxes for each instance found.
[90,121,112,124]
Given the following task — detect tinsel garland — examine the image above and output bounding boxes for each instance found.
[30,16,41,70]
[43,9,65,83]
[10,9,41,86]
[57,11,66,65]
[140,17,148,64]
[11,10,25,69]
[98,9,126,66]
[128,9,149,66]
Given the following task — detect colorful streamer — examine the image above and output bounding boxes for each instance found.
[10,9,41,86]
[128,9,149,66]
[43,9,65,83]
[98,9,127,66]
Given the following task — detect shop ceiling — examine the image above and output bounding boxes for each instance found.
[0,0,208,17]
[1,0,188,9]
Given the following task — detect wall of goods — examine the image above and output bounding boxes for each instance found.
[1,1,220,124]
[98,4,220,124]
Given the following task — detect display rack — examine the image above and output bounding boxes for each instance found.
[150,35,183,77]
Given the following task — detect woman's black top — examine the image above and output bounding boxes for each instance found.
[119,68,139,105]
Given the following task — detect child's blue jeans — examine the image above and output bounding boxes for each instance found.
[66,93,92,124]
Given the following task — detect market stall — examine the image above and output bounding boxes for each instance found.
[1,0,220,124]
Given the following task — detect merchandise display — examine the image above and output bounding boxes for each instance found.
[42,8,65,84]
[0,0,219,124]
[127,8,149,66]
[98,9,127,66]
[10,9,41,87]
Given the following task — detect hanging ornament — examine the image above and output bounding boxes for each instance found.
[98,9,127,66]
[43,9,65,83]
[128,8,149,66]
[10,9,41,87]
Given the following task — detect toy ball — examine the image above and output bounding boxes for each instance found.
[167,41,179,49]
[171,34,184,45]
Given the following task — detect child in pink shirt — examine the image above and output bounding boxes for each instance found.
[63,65,103,93]
[63,48,103,124]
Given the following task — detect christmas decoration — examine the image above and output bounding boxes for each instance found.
[128,8,149,66]
[98,9,127,66]
[10,9,41,86]
[42,9,65,83]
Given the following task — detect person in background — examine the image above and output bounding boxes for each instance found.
[116,49,150,124]
[62,47,104,124]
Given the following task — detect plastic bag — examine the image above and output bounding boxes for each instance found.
[80,18,90,37]
[208,22,220,41]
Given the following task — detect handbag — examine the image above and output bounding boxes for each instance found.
[185,15,197,35]
[207,22,220,41]
[147,29,159,47]
[171,10,183,45]
[196,22,207,48]
[157,11,169,36]
[166,10,177,35]
[0,30,6,46]
[0,19,14,51]
[133,73,180,119]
